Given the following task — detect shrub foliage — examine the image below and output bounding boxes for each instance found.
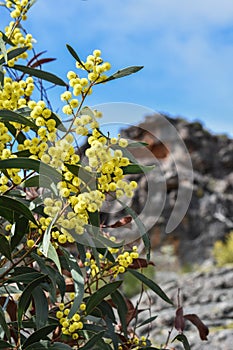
[0,1,209,349]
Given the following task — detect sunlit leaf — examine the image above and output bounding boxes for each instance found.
[12,64,67,86]
[47,242,62,273]
[128,269,173,305]
[0,36,7,63]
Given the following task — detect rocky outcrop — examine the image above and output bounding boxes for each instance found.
[134,265,233,349]
[115,115,233,264]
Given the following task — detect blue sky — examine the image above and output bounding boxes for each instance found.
[2,0,233,137]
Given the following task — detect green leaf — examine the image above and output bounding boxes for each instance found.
[127,141,148,148]
[41,212,59,257]
[0,109,38,130]
[79,331,105,350]
[22,324,57,349]
[0,157,62,183]
[0,195,38,225]
[50,112,66,131]
[0,68,4,89]
[172,334,190,350]
[8,272,44,284]
[12,64,67,86]
[0,36,7,64]
[122,164,155,175]
[98,65,143,84]
[0,234,12,260]
[0,46,28,65]
[128,269,173,305]
[66,44,86,70]
[0,340,13,349]
[11,216,29,250]
[137,315,158,328]
[62,249,84,318]
[0,31,15,46]
[86,281,122,314]
[117,199,151,260]
[0,304,10,341]
[47,242,62,273]
[4,121,26,143]
[25,341,73,350]
[111,290,127,336]
[18,274,48,328]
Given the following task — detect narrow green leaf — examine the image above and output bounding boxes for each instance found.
[4,121,26,143]
[62,249,84,318]
[0,195,38,225]
[8,272,44,284]
[12,64,67,86]
[66,44,86,70]
[0,31,15,46]
[137,315,158,328]
[50,112,66,131]
[111,290,127,336]
[18,274,48,328]
[79,331,105,350]
[0,68,4,89]
[122,164,155,175]
[98,65,143,84]
[41,212,59,257]
[0,157,62,183]
[22,324,57,349]
[0,234,12,260]
[0,109,38,130]
[127,141,148,148]
[0,46,28,65]
[128,269,173,305]
[47,242,61,273]
[0,340,13,349]
[0,304,10,341]
[11,216,29,250]
[86,281,122,314]
[172,334,191,350]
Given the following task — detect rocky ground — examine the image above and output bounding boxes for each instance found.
[133,262,233,349]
